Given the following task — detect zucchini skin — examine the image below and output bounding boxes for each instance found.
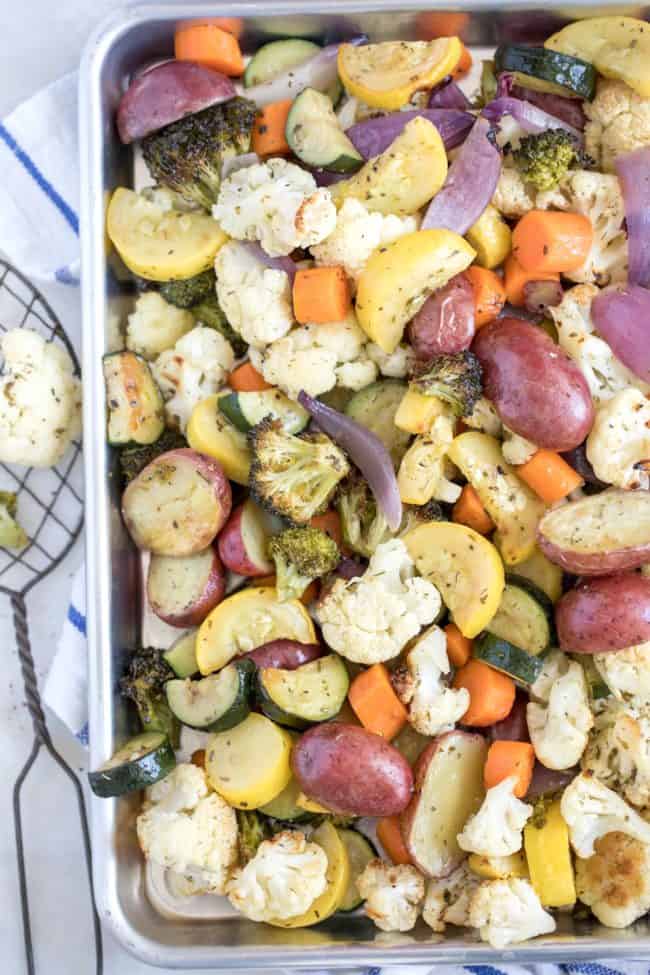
[256,670,310,730]
[167,659,255,732]
[494,44,597,99]
[88,733,175,797]
[474,632,544,685]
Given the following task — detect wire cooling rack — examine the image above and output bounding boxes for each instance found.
[0,259,103,974]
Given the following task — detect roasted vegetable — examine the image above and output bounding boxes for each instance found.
[411,352,483,418]
[119,429,187,484]
[268,526,340,601]
[191,293,248,357]
[120,648,179,746]
[237,809,272,864]
[512,130,593,192]
[249,418,350,524]
[0,491,28,549]
[160,268,216,308]
[142,97,257,211]
[337,475,391,558]
[399,500,446,535]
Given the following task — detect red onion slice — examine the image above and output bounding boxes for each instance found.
[241,241,297,280]
[244,36,367,107]
[428,78,472,110]
[523,279,564,315]
[511,84,585,131]
[482,95,582,140]
[297,392,402,532]
[591,284,650,383]
[526,763,578,800]
[616,147,650,288]
[487,690,529,742]
[421,117,502,235]
[346,109,474,159]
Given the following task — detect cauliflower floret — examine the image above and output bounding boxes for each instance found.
[457,777,533,857]
[136,763,238,895]
[536,171,628,286]
[582,700,650,809]
[311,198,419,289]
[575,831,650,928]
[125,292,194,360]
[356,859,425,932]
[397,415,462,505]
[422,863,480,933]
[151,325,234,431]
[393,625,469,736]
[215,240,294,348]
[468,878,556,948]
[561,771,650,858]
[585,78,650,173]
[213,158,336,257]
[249,313,378,399]
[550,284,650,406]
[226,830,327,922]
[527,651,593,770]
[464,397,503,437]
[492,167,537,219]
[0,328,81,468]
[502,427,537,466]
[366,342,414,379]
[316,538,442,664]
[586,388,650,490]
[594,642,650,707]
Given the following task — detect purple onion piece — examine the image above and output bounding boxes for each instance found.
[560,443,606,488]
[242,241,297,281]
[487,690,530,742]
[297,391,402,532]
[511,84,585,131]
[313,168,349,187]
[591,284,650,383]
[526,763,578,800]
[346,109,474,159]
[421,117,502,235]
[428,78,472,110]
[615,147,650,289]
[523,279,564,315]
[482,95,582,140]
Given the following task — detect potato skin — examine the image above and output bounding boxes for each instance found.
[291,723,414,816]
[409,272,475,359]
[217,500,272,577]
[556,574,650,653]
[473,317,594,451]
[147,546,226,627]
[243,639,323,670]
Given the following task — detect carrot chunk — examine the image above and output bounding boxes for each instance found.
[517,449,584,504]
[512,210,593,274]
[175,23,245,76]
[484,740,535,798]
[348,663,408,740]
[293,266,351,324]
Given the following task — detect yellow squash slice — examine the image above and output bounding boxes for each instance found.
[206,713,292,809]
[524,800,576,908]
[187,393,251,485]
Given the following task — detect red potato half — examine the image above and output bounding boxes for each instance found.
[147,545,226,627]
[122,448,231,557]
[473,317,594,452]
[409,272,475,360]
[217,499,273,577]
[291,723,413,817]
[537,489,650,576]
[243,639,323,670]
[556,574,650,654]
[400,730,487,878]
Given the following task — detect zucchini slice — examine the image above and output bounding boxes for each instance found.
[88,731,175,797]
[345,380,411,468]
[103,351,165,446]
[163,630,198,679]
[337,829,377,912]
[218,389,309,434]
[486,578,553,656]
[165,659,254,732]
[259,775,314,822]
[244,38,320,87]
[494,44,597,100]
[257,654,350,729]
[474,632,544,686]
[286,88,363,173]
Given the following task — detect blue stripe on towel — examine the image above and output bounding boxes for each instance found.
[562,965,627,975]
[67,602,86,636]
[0,122,79,234]
[466,966,509,975]
[55,265,80,286]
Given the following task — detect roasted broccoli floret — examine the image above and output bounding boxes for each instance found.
[398,499,446,536]
[192,293,248,357]
[411,352,483,418]
[120,648,179,746]
[512,130,594,191]
[268,526,340,601]
[160,269,216,309]
[249,418,350,524]
[0,491,28,549]
[336,475,391,558]
[119,428,187,484]
[237,810,271,864]
[142,97,257,211]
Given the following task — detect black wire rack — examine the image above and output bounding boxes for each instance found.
[0,259,103,975]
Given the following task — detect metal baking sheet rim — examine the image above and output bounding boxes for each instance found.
[79,1,650,967]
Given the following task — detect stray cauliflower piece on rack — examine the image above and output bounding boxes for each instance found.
[392,626,469,736]
[560,772,650,858]
[316,539,441,664]
[356,860,425,932]
[575,831,650,929]
[550,285,650,406]
[468,878,556,948]
[457,777,532,857]
[151,325,234,431]
[422,863,480,933]
[527,651,593,771]
[126,292,195,360]
[0,328,81,468]
[227,831,328,922]
[136,763,238,896]
[586,388,650,490]
[582,701,650,810]
[213,158,336,257]
[215,240,294,348]
[594,643,650,707]
[585,79,650,173]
